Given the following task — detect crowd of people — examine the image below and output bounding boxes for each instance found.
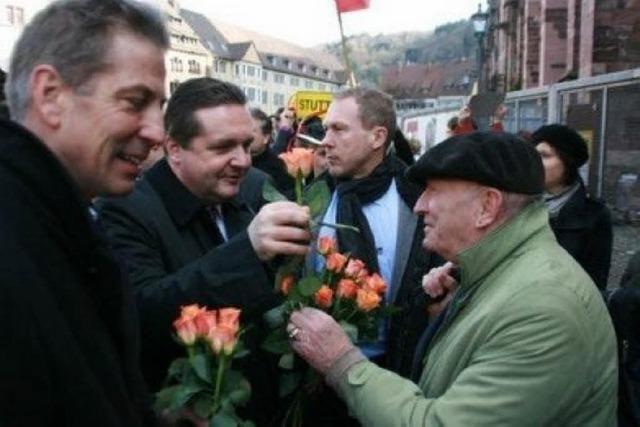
[0,0,638,426]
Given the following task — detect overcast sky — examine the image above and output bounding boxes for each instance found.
[178,0,488,47]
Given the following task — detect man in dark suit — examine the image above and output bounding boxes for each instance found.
[315,87,442,377]
[0,0,168,425]
[97,77,311,422]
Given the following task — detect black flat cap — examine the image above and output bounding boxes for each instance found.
[406,131,544,194]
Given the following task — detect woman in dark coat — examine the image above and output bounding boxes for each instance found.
[532,124,612,290]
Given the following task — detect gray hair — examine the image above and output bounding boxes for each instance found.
[333,87,396,146]
[501,192,542,219]
[5,0,168,121]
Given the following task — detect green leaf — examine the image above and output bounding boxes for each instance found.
[262,304,286,329]
[297,276,322,297]
[169,383,204,412]
[166,357,189,382]
[339,321,359,343]
[211,413,239,427]
[278,352,295,370]
[261,327,291,354]
[304,180,331,219]
[279,371,302,397]
[262,180,288,202]
[228,380,251,406]
[154,385,181,411]
[192,392,213,419]
[189,353,211,384]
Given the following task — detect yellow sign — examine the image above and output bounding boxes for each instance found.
[287,91,333,119]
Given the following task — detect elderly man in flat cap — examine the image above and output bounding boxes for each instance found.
[287,132,618,426]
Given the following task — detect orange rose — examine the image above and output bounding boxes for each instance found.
[193,310,217,338]
[326,252,347,273]
[179,304,206,321]
[314,285,334,308]
[356,288,381,312]
[337,279,358,299]
[280,275,295,295]
[317,236,336,255]
[208,325,237,355]
[345,259,367,280]
[279,147,314,178]
[173,316,197,345]
[364,273,387,295]
[217,308,241,333]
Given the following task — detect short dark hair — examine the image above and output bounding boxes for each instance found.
[447,116,459,131]
[250,107,272,136]
[164,77,247,148]
[5,0,168,121]
[333,87,396,146]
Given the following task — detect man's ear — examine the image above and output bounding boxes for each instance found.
[165,137,183,164]
[370,126,388,150]
[476,188,503,228]
[29,65,66,128]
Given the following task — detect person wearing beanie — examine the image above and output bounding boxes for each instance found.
[532,124,612,290]
[285,131,617,427]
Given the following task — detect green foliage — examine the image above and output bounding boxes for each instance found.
[303,180,331,220]
[321,20,474,86]
[297,276,322,297]
[261,327,291,355]
[262,180,288,202]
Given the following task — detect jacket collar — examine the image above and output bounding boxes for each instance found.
[144,158,245,228]
[0,119,95,246]
[456,201,550,292]
[144,158,207,227]
[550,181,590,229]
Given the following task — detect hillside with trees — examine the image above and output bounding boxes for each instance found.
[322,20,476,85]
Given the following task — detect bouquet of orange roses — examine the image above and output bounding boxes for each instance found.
[155,304,253,427]
[262,147,393,426]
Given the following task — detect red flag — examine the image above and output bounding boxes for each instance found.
[336,0,370,13]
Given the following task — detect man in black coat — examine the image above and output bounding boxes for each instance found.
[0,0,169,425]
[249,107,294,196]
[304,87,443,426]
[96,78,311,423]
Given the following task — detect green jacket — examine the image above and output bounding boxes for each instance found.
[334,202,617,426]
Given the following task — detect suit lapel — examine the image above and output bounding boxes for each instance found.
[389,199,417,303]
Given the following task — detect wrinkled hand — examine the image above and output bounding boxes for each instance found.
[248,201,311,261]
[288,308,355,375]
[458,105,472,120]
[422,262,458,319]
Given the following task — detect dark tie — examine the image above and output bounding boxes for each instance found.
[203,206,225,247]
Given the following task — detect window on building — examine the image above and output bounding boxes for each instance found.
[274,93,285,106]
[170,80,180,94]
[262,91,268,105]
[274,73,285,84]
[235,64,240,75]
[188,60,200,74]
[241,64,246,75]
[290,77,299,86]
[283,59,290,69]
[305,79,313,89]
[298,63,306,72]
[6,5,23,25]
[216,60,226,73]
[247,87,256,102]
[318,83,326,91]
[262,70,268,81]
[247,65,255,77]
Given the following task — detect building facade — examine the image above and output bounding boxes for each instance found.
[483,0,640,91]
[1,0,347,115]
